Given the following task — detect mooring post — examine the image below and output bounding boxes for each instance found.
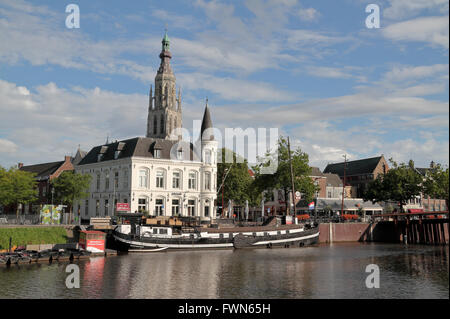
[9,237,12,252]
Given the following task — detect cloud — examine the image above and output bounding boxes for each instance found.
[306,66,367,82]
[382,16,449,49]
[383,63,449,82]
[384,0,449,20]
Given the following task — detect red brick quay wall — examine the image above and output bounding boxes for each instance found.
[319,221,449,244]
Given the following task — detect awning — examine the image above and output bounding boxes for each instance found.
[408,209,424,213]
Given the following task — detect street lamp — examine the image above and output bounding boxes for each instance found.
[341,154,347,218]
[51,188,55,225]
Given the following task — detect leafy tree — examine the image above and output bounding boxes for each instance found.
[217,148,261,212]
[51,171,91,223]
[363,159,423,212]
[253,136,318,214]
[0,166,38,217]
[422,163,449,210]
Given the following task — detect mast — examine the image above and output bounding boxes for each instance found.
[288,137,296,216]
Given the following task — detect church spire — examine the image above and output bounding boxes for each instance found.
[201,99,214,141]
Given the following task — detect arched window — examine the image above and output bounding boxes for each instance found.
[188,171,197,190]
[139,168,149,188]
[172,170,181,189]
[160,115,165,134]
[205,172,211,190]
[156,170,165,188]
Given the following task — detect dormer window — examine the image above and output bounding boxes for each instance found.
[97,154,103,162]
[177,149,183,160]
[154,149,161,158]
[114,151,120,160]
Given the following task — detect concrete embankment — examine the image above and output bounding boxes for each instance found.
[319,222,449,244]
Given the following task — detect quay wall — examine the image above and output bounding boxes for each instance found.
[319,221,449,244]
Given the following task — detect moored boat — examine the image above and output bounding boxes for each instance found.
[113,214,320,251]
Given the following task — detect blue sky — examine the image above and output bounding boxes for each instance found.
[0,0,448,170]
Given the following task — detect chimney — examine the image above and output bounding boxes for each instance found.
[18,162,23,169]
[64,156,72,162]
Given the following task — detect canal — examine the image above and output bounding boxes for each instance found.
[0,243,448,299]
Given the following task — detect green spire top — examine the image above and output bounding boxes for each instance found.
[162,28,170,51]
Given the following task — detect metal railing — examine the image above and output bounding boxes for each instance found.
[0,214,41,225]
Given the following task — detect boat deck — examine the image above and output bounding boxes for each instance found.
[198,224,304,233]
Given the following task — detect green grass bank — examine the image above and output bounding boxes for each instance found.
[0,227,68,250]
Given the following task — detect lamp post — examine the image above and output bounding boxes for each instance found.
[341,154,347,218]
[51,188,54,225]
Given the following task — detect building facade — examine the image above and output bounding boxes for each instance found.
[74,32,218,222]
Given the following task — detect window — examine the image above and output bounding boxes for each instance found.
[96,173,101,191]
[138,198,147,213]
[188,200,195,216]
[155,199,164,216]
[104,199,109,216]
[123,170,128,189]
[154,149,161,158]
[328,191,332,198]
[160,116,164,134]
[172,199,180,216]
[114,172,119,189]
[177,149,183,160]
[105,172,110,190]
[84,200,89,216]
[114,151,120,160]
[188,172,196,189]
[139,169,148,188]
[172,171,180,189]
[204,205,210,217]
[205,172,211,190]
[95,200,100,217]
[205,150,211,164]
[156,170,164,188]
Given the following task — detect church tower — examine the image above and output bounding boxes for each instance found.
[146,31,182,140]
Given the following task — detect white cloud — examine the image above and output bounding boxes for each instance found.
[383,64,449,82]
[382,16,449,49]
[384,0,449,20]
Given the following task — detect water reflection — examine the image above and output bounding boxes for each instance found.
[0,243,448,299]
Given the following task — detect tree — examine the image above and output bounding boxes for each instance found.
[423,163,449,211]
[363,159,423,212]
[217,148,260,212]
[253,136,318,214]
[51,171,91,223]
[0,166,38,217]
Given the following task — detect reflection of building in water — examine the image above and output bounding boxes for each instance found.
[82,257,105,298]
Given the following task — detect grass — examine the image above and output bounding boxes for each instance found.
[0,227,68,250]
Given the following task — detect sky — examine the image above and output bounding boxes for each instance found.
[0,0,448,171]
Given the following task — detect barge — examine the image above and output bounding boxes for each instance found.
[112,214,320,251]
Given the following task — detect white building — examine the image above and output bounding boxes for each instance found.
[73,32,217,222]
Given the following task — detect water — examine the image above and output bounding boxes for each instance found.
[0,243,448,299]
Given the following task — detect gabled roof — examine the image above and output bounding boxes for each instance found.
[323,156,384,177]
[324,173,343,187]
[77,137,198,165]
[310,167,323,177]
[20,161,64,179]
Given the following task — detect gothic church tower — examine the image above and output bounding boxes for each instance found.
[146,31,182,140]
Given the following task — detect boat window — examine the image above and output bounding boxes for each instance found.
[159,228,168,235]
[190,234,194,239]
[286,230,290,234]
[277,231,281,235]
[153,229,158,234]
[253,232,256,237]
[219,233,224,239]
[229,233,233,239]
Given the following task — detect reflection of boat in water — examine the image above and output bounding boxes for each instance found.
[113,213,320,251]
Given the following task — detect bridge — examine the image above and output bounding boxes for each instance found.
[372,211,449,245]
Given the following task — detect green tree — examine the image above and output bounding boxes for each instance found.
[253,136,318,214]
[0,166,38,217]
[51,171,91,223]
[217,148,261,212]
[363,159,423,212]
[423,163,449,210]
